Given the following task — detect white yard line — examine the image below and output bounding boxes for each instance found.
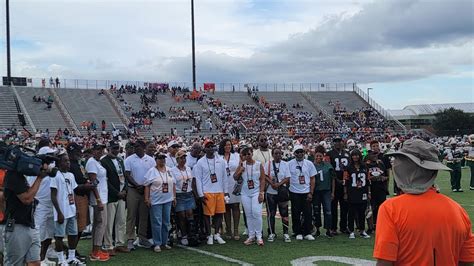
[178,245,254,266]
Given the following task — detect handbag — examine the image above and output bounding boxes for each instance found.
[273,161,289,202]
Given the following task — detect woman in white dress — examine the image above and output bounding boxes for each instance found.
[217,138,241,240]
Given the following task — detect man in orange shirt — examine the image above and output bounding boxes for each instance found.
[374,139,474,265]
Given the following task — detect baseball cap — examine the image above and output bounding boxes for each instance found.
[176,150,187,158]
[91,143,106,150]
[66,142,83,153]
[168,140,180,148]
[293,144,304,153]
[154,152,167,160]
[107,140,120,148]
[203,139,215,148]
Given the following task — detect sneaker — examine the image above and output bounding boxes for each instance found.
[243,229,248,236]
[457,188,464,192]
[46,247,57,260]
[349,232,355,239]
[330,230,338,236]
[66,257,83,265]
[106,249,116,256]
[304,234,315,241]
[214,234,226,244]
[340,229,350,235]
[57,261,68,266]
[138,239,153,249]
[470,186,474,190]
[180,238,189,246]
[74,252,87,263]
[360,231,371,239]
[207,235,214,245]
[325,231,334,238]
[313,230,321,237]
[453,189,457,192]
[127,240,136,251]
[89,251,110,262]
[163,245,172,250]
[115,246,130,253]
[267,233,275,242]
[40,259,56,266]
[283,234,291,243]
[243,238,255,245]
[296,234,303,241]
[153,246,161,253]
[257,238,264,246]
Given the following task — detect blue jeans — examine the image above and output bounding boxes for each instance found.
[150,202,172,246]
[313,190,332,230]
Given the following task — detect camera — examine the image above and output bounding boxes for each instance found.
[0,144,60,177]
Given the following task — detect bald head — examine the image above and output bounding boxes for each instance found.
[190,142,202,157]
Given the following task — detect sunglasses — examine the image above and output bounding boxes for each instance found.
[295,150,304,154]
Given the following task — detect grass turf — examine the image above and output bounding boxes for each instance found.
[79,168,473,265]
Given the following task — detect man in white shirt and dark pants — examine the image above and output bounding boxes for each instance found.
[193,140,227,245]
[288,145,316,241]
[124,141,156,250]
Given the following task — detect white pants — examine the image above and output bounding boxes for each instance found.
[241,194,262,239]
[104,200,127,249]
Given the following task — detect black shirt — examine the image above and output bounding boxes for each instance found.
[4,171,34,227]
[367,159,388,194]
[327,149,350,180]
[345,164,369,204]
[70,159,88,196]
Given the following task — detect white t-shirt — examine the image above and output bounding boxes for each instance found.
[144,167,176,205]
[253,149,273,165]
[124,154,156,186]
[186,153,199,170]
[288,159,317,194]
[27,176,52,209]
[166,154,178,169]
[170,166,194,194]
[50,171,78,221]
[86,157,108,205]
[112,158,126,191]
[240,161,262,197]
[193,156,227,197]
[263,160,291,195]
[218,153,240,197]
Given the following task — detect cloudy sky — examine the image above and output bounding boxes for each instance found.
[0,0,472,109]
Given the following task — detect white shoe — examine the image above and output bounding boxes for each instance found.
[304,234,315,241]
[180,238,189,246]
[267,233,275,242]
[207,235,214,245]
[360,231,371,239]
[243,229,248,236]
[349,232,355,239]
[214,233,226,244]
[41,259,56,266]
[46,247,57,259]
[154,246,161,253]
[283,234,291,243]
[66,257,83,265]
[163,245,172,250]
[296,234,303,240]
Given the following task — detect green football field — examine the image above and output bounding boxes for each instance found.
[79,168,473,265]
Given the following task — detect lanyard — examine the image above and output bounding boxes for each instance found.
[245,162,254,181]
[60,171,73,195]
[260,150,269,163]
[157,168,168,184]
[206,157,216,175]
[296,160,304,176]
[178,167,190,182]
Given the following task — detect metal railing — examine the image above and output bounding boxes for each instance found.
[353,85,407,133]
[10,84,36,132]
[25,78,357,93]
[48,87,81,135]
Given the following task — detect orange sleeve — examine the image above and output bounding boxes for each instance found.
[460,210,474,262]
[373,201,399,262]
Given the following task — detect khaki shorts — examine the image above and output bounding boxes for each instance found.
[75,194,90,232]
[203,193,225,216]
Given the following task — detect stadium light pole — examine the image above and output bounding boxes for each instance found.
[6,0,11,86]
[191,0,196,91]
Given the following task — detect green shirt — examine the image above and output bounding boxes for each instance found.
[313,162,334,191]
